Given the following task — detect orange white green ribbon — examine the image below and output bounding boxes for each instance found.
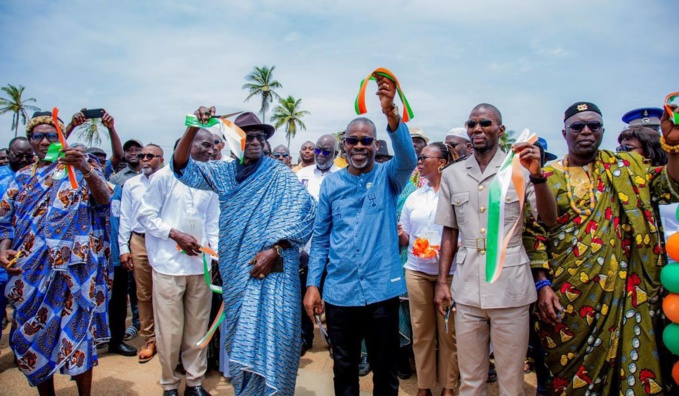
[665,92,679,125]
[185,115,247,163]
[486,129,538,283]
[354,67,414,122]
[196,251,225,348]
[52,108,78,189]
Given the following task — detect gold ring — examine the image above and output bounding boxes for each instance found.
[258,274,265,279]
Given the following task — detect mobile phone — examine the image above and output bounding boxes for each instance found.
[82,108,105,119]
[270,256,284,273]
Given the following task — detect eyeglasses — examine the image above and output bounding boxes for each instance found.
[137,153,161,160]
[213,139,223,145]
[417,155,444,163]
[466,119,494,129]
[30,132,59,143]
[567,121,603,133]
[616,144,640,153]
[10,152,34,160]
[245,133,267,143]
[314,148,333,156]
[273,153,290,158]
[345,137,375,146]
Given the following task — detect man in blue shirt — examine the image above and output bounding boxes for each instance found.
[304,74,417,395]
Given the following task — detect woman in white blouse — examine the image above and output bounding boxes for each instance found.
[399,142,459,396]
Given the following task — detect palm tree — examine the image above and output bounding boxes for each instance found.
[0,84,40,137]
[270,96,310,149]
[76,118,107,147]
[500,130,517,153]
[242,66,282,123]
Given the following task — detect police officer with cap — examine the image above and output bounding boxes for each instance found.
[622,107,663,132]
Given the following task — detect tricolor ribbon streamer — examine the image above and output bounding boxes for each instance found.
[665,92,679,125]
[185,115,247,163]
[196,251,226,348]
[354,68,414,122]
[51,108,78,189]
[486,129,538,283]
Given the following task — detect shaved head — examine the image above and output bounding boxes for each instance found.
[471,103,503,124]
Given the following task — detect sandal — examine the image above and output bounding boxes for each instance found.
[124,326,139,341]
[524,357,535,373]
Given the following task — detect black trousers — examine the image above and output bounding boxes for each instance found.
[326,297,399,396]
[299,252,314,346]
[108,266,129,346]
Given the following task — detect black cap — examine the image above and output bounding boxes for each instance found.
[123,139,143,151]
[564,102,602,121]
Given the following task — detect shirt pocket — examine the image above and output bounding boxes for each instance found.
[331,198,355,226]
[451,192,470,226]
[504,192,521,223]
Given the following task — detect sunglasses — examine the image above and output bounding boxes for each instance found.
[417,155,444,163]
[616,144,641,153]
[345,137,375,146]
[567,121,603,132]
[137,153,161,160]
[314,148,333,156]
[213,139,223,145]
[246,133,267,143]
[10,152,34,160]
[466,119,494,129]
[273,153,290,158]
[30,132,59,143]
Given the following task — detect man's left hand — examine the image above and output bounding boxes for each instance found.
[662,104,679,145]
[375,74,397,113]
[513,142,542,177]
[249,247,278,279]
[59,147,91,173]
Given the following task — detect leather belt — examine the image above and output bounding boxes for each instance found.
[132,231,145,238]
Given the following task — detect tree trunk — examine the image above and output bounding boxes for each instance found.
[13,113,18,137]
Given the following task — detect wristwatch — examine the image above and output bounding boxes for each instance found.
[273,244,284,257]
[383,103,399,117]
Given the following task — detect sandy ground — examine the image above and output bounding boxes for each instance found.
[0,307,538,395]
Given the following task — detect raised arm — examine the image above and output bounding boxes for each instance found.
[173,106,215,172]
[514,142,558,227]
[662,104,679,183]
[102,110,123,170]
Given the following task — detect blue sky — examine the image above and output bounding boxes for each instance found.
[0,0,676,159]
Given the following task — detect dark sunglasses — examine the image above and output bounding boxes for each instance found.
[273,153,290,158]
[30,132,59,143]
[567,121,603,132]
[466,119,494,129]
[246,133,267,143]
[213,139,223,145]
[345,137,375,146]
[616,144,640,153]
[314,148,333,156]
[10,152,34,160]
[417,155,444,163]
[137,153,161,160]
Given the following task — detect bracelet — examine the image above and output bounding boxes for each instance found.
[660,136,679,154]
[83,165,95,179]
[535,279,552,291]
[529,173,547,184]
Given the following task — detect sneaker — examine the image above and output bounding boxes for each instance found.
[123,326,139,341]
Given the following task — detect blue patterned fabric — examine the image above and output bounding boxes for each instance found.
[0,162,112,387]
[0,165,15,284]
[173,156,316,396]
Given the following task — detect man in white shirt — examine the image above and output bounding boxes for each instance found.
[138,129,218,396]
[119,144,164,363]
[296,134,339,355]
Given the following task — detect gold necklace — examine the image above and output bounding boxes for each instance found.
[563,155,596,216]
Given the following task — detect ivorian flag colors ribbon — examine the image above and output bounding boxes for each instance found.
[185,115,247,163]
[197,251,225,348]
[486,129,538,283]
[354,68,414,122]
[665,92,679,125]
[52,108,78,189]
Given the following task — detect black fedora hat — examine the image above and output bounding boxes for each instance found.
[234,112,275,139]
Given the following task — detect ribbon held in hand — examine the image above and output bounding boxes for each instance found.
[665,92,679,125]
[185,114,247,163]
[486,129,538,283]
[354,67,414,122]
[52,108,78,189]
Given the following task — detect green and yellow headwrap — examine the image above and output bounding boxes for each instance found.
[26,115,66,137]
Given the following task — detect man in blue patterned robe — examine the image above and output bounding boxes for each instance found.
[172,112,316,396]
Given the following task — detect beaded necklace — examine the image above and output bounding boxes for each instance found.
[563,155,596,216]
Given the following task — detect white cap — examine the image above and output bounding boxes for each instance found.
[446,127,470,142]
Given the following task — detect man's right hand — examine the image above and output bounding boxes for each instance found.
[303,286,323,322]
[0,249,23,275]
[194,106,216,124]
[537,286,563,325]
[434,280,452,316]
[120,253,134,271]
[71,109,88,128]
[102,110,115,129]
[170,229,201,256]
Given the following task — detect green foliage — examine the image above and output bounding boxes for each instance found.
[270,96,310,149]
[76,118,108,147]
[242,65,283,123]
[0,84,40,137]
[500,130,517,153]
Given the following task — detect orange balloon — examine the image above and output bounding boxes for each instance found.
[673,361,679,386]
[665,294,679,323]
[667,233,679,262]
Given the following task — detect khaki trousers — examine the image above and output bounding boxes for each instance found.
[153,270,211,390]
[455,303,530,396]
[130,233,155,343]
[405,269,459,390]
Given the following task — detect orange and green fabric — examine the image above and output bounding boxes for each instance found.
[525,150,679,395]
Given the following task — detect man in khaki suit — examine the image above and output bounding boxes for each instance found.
[434,103,548,395]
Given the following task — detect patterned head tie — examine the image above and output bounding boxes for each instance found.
[26,115,66,137]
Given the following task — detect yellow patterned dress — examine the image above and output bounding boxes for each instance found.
[525,150,678,395]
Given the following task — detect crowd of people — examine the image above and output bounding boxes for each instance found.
[0,75,678,396]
